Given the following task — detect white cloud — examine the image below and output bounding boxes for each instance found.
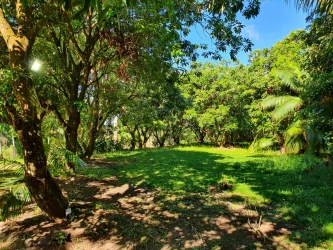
[242,25,260,41]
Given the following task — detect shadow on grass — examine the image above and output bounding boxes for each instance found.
[1,147,333,249]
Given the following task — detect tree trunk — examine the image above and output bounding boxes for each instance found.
[113,116,118,142]
[154,131,167,147]
[83,122,98,160]
[280,145,286,154]
[129,130,136,150]
[64,110,80,172]
[173,136,180,145]
[16,120,69,219]
[83,134,97,160]
[137,129,143,149]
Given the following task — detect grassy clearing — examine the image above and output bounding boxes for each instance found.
[1,146,333,249]
[80,146,333,249]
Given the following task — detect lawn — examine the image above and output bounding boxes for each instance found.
[1,146,333,249]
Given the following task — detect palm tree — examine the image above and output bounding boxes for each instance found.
[288,0,333,13]
[250,69,307,154]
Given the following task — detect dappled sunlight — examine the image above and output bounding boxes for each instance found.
[2,147,333,249]
[215,216,237,234]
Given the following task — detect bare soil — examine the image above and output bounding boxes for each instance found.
[0,165,301,250]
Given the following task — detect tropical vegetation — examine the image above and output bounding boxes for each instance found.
[1,0,333,249]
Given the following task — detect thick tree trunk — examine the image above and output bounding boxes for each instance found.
[142,135,150,148]
[194,127,205,143]
[173,135,180,145]
[16,119,68,219]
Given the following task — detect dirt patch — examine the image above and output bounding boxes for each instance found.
[0,174,300,250]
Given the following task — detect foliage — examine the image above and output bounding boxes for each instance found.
[95,137,125,153]
[0,159,31,220]
[248,31,309,153]
[301,13,333,154]
[181,61,255,146]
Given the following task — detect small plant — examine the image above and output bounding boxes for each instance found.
[52,232,68,245]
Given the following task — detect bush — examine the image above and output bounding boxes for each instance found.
[95,138,124,153]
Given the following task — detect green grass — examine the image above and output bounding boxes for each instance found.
[79,146,333,249]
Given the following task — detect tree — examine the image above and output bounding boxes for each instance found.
[249,31,308,153]
[0,1,68,219]
[300,13,333,154]
[181,62,255,146]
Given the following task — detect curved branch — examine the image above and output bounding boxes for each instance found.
[0,8,15,47]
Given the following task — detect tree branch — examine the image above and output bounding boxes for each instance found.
[50,105,68,128]
[64,12,86,63]
[0,8,15,47]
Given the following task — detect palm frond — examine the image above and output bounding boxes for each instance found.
[285,120,304,139]
[272,97,303,120]
[284,120,305,154]
[48,147,86,171]
[0,160,33,220]
[0,192,29,220]
[286,0,333,14]
[249,137,275,152]
[285,136,303,154]
[262,95,302,109]
[275,70,302,92]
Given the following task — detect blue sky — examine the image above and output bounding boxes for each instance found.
[188,0,308,65]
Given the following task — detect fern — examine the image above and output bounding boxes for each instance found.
[0,159,32,221]
[0,144,86,220]
[47,146,86,173]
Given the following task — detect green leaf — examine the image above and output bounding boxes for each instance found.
[97,5,112,22]
[272,97,303,120]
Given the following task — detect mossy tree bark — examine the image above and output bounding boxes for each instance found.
[0,1,68,219]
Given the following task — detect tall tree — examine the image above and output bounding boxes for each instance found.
[0,1,68,219]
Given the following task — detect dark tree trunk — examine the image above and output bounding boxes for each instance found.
[64,109,80,171]
[154,130,168,147]
[138,127,150,148]
[137,129,143,149]
[142,135,150,148]
[83,131,97,160]
[83,116,99,160]
[194,127,206,143]
[10,95,69,219]
[130,135,136,150]
[16,119,69,219]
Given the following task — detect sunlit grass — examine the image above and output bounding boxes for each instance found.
[78,145,333,248]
